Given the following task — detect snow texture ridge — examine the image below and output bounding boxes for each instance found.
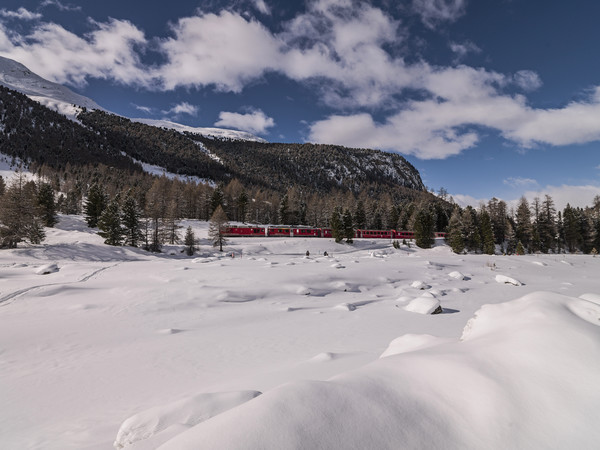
[158,292,600,450]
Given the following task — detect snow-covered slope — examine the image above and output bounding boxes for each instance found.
[132,118,267,143]
[1,216,600,449]
[0,56,103,120]
[0,56,266,141]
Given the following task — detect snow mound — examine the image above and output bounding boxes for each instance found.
[309,352,344,362]
[114,390,261,449]
[579,293,600,304]
[410,280,430,290]
[334,303,356,312]
[157,292,600,450]
[404,297,441,314]
[448,271,466,280]
[495,274,522,286]
[380,334,445,358]
[35,263,59,275]
[531,261,547,266]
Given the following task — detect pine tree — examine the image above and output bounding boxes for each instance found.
[330,207,343,243]
[414,207,434,249]
[278,193,289,224]
[209,185,225,216]
[354,200,366,229]
[516,240,525,255]
[37,182,58,227]
[84,183,108,228]
[562,204,579,252]
[237,190,249,223]
[342,208,354,243]
[0,173,45,248]
[98,198,124,246]
[184,226,197,256]
[446,207,464,254]
[505,221,517,255]
[538,194,557,253]
[515,197,532,252]
[209,205,229,252]
[479,210,495,255]
[121,195,143,247]
[461,206,481,252]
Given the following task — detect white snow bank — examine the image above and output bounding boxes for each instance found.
[380,334,446,358]
[114,390,261,449]
[448,271,466,280]
[404,297,441,314]
[35,263,59,275]
[157,292,600,450]
[579,293,600,304]
[495,274,522,286]
[410,280,430,289]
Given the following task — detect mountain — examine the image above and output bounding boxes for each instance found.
[0,56,429,205]
[0,56,102,120]
[0,56,264,142]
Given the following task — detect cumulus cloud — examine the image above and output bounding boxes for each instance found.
[0,7,42,21]
[157,11,280,92]
[412,0,467,28]
[164,102,199,116]
[0,18,150,87]
[214,109,275,134]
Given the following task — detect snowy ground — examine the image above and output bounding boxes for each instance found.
[1,216,599,449]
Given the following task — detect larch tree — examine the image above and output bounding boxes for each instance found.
[209,205,229,252]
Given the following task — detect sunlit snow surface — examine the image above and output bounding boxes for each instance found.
[1,216,599,449]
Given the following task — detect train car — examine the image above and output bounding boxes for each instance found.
[321,228,333,238]
[292,227,321,237]
[394,230,415,240]
[355,229,394,239]
[434,232,448,238]
[267,227,292,237]
[223,226,266,237]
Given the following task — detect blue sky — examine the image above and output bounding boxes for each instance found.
[0,0,599,210]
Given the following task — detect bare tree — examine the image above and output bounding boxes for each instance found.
[209,205,229,252]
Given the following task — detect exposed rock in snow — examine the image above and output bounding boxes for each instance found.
[404,297,442,314]
[35,263,59,275]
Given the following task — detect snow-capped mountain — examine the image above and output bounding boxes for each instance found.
[132,118,267,143]
[0,56,102,120]
[0,56,264,142]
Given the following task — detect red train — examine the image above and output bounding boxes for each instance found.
[223,226,446,240]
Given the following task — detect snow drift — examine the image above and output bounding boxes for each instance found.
[157,292,600,449]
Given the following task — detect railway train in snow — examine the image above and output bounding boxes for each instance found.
[223,226,447,240]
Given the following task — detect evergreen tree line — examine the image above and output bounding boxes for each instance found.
[446,195,600,255]
[0,172,57,248]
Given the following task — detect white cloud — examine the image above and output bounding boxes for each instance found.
[513,70,542,92]
[503,177,539,188]
[40,0,82,12]
[412,0,467,28]
[164,102,199,116]
[252,0,271,15]
[0,7,42,21]
[214,109,275,134]
[157,11,281,92]
[132,104,153,114]
[449,40,481,62]
[0,19,150,87]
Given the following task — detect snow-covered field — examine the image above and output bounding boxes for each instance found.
[1,216,599,449]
